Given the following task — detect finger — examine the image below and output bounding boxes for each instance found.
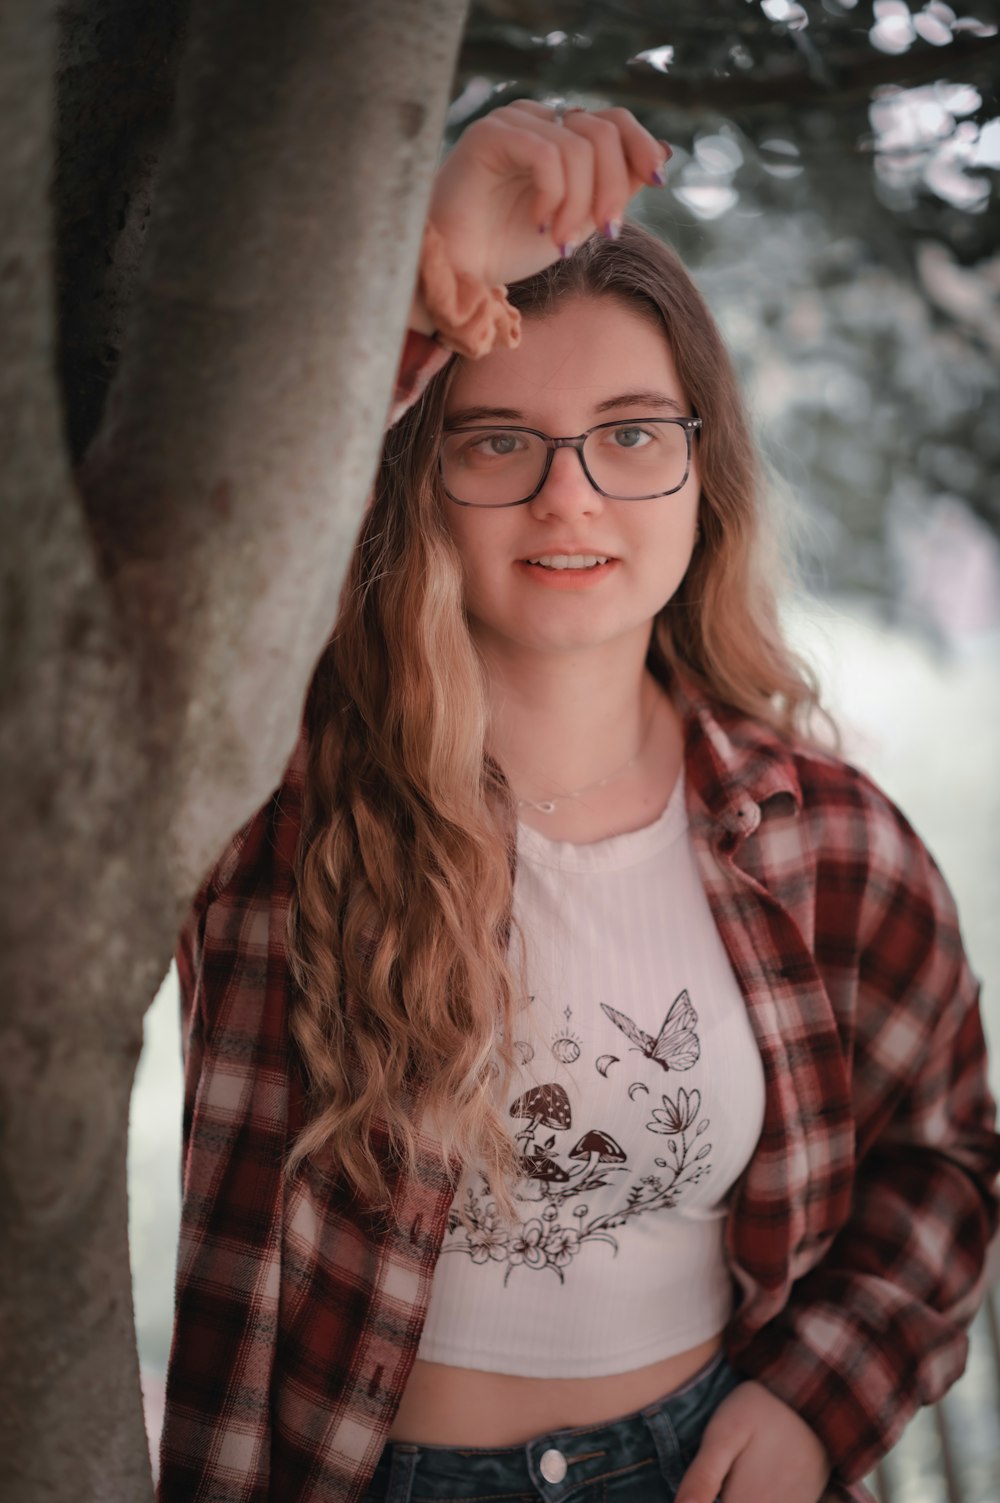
[557,112,632,238]
[496,104,599,247]
[512,100,670,202]
[474,114,569,233]
[673,1429,742,1503]
[590,104,672,190]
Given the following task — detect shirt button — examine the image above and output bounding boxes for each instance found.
[540,1448,568,1484]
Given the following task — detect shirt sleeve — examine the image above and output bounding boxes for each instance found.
[733,784,1000,1487]
[389,327,454,426]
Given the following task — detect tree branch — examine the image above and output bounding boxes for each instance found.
[453,31,1000,117]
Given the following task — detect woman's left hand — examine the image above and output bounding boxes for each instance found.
[674,1380,832,1503]
[425,101,667,292]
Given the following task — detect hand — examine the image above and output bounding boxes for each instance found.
[675,1381,832,1503]
[425,101,670,292]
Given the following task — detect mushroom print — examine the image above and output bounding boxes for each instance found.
[565,1129,629,1199]
[509,1083,572,1146]
[569,1129,626,1170]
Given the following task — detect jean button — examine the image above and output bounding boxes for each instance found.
[540,1448,567,1484]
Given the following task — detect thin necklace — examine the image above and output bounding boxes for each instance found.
[513,700,659,816]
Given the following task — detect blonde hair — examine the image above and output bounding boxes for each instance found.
[287,221,825,1217]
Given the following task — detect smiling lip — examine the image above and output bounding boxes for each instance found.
[516,557,619,589]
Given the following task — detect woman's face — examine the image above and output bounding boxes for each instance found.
[439,294,701,667]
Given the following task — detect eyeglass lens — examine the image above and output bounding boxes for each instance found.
[440,421,691,507]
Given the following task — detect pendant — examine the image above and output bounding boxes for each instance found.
[537,800,557,814]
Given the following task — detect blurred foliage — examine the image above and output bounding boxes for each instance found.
[447,0,1000,630]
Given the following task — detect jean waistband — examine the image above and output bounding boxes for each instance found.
[368,1347,740,1501]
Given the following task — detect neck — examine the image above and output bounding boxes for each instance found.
[479,634,665,809]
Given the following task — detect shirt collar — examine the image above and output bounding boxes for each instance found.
[292,670,807,840]
[667,668,805,837]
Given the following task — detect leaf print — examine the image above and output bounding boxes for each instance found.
[521,1143,571,1186]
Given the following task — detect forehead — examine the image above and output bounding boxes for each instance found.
[444,295,686,419]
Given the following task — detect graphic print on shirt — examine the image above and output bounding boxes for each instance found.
[551,1004,583,1065]
[442,989,712,1284]
[600,989,700,1074]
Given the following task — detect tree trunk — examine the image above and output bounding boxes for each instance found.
[0,1,469,1497]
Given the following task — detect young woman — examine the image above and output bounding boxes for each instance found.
[157,103,1000,1503]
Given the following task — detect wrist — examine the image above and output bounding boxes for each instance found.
[415,220,521,359]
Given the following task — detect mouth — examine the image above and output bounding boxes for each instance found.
[516,553,619,588]
[522,553,612,571]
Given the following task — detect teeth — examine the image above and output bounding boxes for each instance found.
[527,554,610,570]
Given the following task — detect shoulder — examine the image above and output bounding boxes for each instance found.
[700,695,964,952]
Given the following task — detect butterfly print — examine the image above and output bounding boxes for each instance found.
[600,990,700,1072]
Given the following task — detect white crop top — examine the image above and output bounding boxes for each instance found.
[416,771,767,1377]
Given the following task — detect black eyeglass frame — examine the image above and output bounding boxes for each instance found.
[438,416,703,508]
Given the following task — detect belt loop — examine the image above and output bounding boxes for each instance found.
[642,1404,686,1494]
[384,1443,420,1503]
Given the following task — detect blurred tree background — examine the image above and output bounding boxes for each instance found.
[446,0,1000,638]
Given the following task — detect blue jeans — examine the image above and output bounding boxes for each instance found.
[361,1348,743,1502]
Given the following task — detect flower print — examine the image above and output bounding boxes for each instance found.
[507,1218,547,1269]
[648,1087,701,1136]
[466,1204,508,1263]
[545,1225,581,1268]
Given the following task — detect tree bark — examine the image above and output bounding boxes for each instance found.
[0,0,468,1497]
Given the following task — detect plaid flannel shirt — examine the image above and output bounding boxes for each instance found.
[158,333,1000,1503]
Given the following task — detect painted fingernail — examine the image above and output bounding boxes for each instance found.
[651,141,673,186]
[559,241,576,259]
[603,218,622,240]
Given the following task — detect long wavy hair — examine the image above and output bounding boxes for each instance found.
[287,220,825,1218]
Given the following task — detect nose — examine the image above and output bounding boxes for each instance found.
[527,444,604,521]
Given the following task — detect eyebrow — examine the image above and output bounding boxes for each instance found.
[443,390,685,426]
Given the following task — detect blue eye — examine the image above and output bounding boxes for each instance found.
[466,432,523,457]
[486,434,519,455]
[611,426,650,449]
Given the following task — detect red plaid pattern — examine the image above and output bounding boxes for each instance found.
[157,333,1000,1503]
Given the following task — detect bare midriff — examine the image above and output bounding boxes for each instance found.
[387,1332,724,1446]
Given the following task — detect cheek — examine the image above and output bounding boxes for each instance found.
[444,513,514,587]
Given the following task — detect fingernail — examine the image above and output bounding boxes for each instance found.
[651,143,673,187]
[603,218,622,240]
[559,241,576,259]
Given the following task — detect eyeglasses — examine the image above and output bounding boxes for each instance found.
[439,417,702,509]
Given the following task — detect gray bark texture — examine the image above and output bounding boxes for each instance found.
[0,0,469,1497]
